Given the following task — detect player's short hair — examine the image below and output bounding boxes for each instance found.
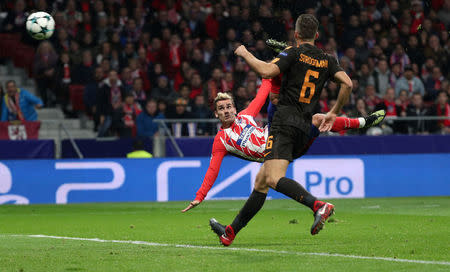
[214,92,234,110]
[295,14,319,40]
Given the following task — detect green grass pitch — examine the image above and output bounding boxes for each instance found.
[0,197,449,271]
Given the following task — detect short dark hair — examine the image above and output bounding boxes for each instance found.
[295,14,319,40]
[179,83,190,90]
[133,77,143,84]
[404,65,413,72]
[5,80,16,87]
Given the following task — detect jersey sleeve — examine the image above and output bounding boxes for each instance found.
[328,54,344,79]
[270,74,282,94]
[272,46,296,74]
[194,135,228,202]
[239,78,271,117]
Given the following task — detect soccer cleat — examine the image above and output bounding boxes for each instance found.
[209,218,235,246]
[310,202,335,235]
[363,110,386,128]
[209,218,225,237]
[266,39,288,53]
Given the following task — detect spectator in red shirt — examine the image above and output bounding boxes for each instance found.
[410,0,425,34]
[435,91,450,133]
[375,88,402,131]
[121,92,142,137]
[281,9,294,32]
[167,34,185,80]
[207,68,228,109]
[396,89,410,113]
[167,0,181,25]
[205,3,222,40]
[189,73,204,100]
[364,85,382,112]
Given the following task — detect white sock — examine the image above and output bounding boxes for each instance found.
[358,117,366,128]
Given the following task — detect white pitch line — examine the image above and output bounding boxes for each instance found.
[3,234,450,266]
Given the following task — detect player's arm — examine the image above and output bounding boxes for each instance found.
[330,71,352,114]
[182,137,227,212]
[239,78,272,117]
[268,74,282,105]
[319,71,353,132]
[234,45,280,78]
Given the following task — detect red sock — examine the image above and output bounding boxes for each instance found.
[313,200,326,213]
[331,117,360,132]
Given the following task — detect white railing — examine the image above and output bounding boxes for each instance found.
[153,116,450,157]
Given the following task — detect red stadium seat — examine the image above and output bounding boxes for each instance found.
[0,34,35,76]
[0,33,20,59]
[69,85,86,111]
[13,45,34,69]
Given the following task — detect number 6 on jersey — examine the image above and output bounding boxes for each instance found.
[299,69,319,104]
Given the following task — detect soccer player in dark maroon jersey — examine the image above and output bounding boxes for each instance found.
[209,14,378,246]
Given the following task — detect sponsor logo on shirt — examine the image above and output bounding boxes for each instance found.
[236,124,255,147]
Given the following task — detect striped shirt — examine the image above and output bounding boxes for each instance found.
[194,79,272,202]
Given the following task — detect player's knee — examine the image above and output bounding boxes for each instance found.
[254,180,269,193]
[264,172,280,189]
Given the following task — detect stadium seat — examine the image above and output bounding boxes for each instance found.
[0,33,20,59]
[13,45,35,75]
[69,85,86,111]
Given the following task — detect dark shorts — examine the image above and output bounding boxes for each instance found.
[264,124,319,162]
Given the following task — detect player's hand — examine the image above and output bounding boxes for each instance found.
[234,45,248,58]
[181,200,201,213]
[319,112,337,132]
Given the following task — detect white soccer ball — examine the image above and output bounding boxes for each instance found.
[26,12,55,40]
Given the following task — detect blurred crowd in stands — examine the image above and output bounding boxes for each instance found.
[0,0,449,137]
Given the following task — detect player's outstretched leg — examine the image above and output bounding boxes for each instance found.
[362,109,386,128]
[318,109,387,133]
[209,218,236,246]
